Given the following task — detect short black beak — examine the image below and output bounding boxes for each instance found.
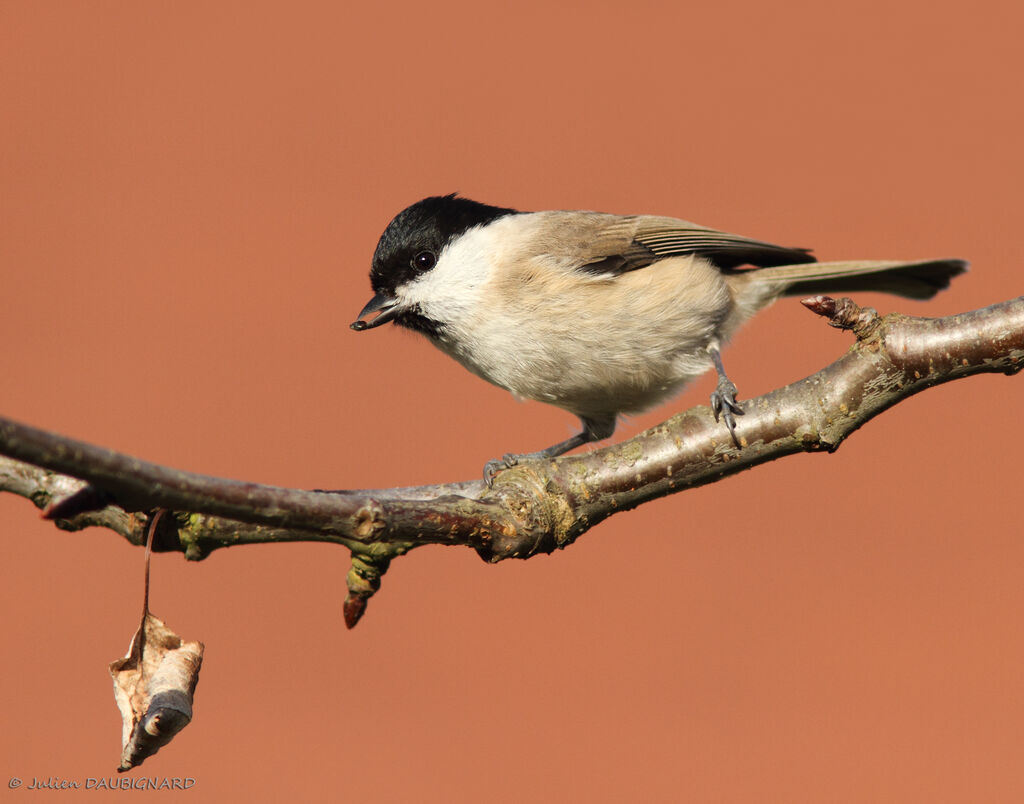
[350,291,401,331]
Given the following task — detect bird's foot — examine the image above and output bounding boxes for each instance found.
[710,376,744,447]
[483,453,520,487]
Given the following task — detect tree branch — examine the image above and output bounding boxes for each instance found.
[2,295,1022,624]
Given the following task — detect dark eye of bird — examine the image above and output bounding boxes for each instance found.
[413,251,436,271]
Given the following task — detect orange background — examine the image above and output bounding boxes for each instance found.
[1,1,1021,801]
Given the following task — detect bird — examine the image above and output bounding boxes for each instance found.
[351,194,966,484]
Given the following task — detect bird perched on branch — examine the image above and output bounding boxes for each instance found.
[352,194,966,484]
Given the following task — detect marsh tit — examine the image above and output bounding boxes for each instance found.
[351,194,966,483]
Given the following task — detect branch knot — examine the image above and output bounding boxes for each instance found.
[353,500,387,540]
[801,296,882,340]
[478,468,574,562]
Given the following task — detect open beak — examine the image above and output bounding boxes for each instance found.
[350,291,401,331]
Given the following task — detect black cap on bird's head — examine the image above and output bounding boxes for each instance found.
[350,194,517,332]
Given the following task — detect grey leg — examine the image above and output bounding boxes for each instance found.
[708,345,744,447]
[484,415,616,486]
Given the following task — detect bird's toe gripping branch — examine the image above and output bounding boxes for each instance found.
[708,345,744,447]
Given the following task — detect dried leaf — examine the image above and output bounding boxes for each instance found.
[110,613,203,771]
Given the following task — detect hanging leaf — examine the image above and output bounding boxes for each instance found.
[110,613,204,771]
[109,509,204,771]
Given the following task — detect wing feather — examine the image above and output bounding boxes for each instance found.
[567,213,815,275]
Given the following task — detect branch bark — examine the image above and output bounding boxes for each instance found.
[2,296,1022,624]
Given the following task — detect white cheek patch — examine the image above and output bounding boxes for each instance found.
[397,218,517,323]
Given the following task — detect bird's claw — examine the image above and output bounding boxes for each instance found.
[483,453,520,487]
[710,377,744,447]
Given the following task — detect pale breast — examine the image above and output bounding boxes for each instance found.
[467,252,735,417]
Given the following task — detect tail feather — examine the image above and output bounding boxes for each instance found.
[754,258,968,300]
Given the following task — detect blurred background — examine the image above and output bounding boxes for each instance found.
[1,1,1020,801]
